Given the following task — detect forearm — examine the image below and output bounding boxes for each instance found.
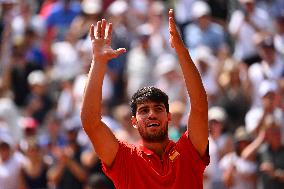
[168,9,208,156]
[81,60,107,127]
[175,45,208,111]
[175,44,208,156]
[241,135,263,160]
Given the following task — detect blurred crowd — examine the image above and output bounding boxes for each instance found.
[0,0,284,189]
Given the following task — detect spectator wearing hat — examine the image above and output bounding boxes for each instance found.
[204,106,233,189]
[219,127,257,189]
[18,116,39,152]
[183,0,227,55]
[248,36,284,107]
[25,70,54,124]
[245,80,284,142]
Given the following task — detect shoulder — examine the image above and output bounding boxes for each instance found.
[176,132,210,166]
[103,141,139,168]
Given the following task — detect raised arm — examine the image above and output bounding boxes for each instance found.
[169,9,208,156]
[80,19,126,167]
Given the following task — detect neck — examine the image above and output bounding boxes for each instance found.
[142,139,170,158]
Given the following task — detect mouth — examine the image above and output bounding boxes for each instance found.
[147,122,160,127]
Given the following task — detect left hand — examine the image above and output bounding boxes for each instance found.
[168,9,185,51]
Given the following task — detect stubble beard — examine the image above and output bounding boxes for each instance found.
[138,123,169,143]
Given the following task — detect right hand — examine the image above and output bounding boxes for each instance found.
[90,19,126,63]
[168,9,185,51]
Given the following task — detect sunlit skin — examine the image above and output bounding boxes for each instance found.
[132,101,171,143]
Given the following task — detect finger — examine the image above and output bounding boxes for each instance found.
[114,48,127,57]
[169,10,177,34]
[101,19,106,38]
[96,20,102,38]
[106,23,113,45]
[169,9,174,19]
[89,24,95,41]
[169,12,179,39]
[115,48,126,54]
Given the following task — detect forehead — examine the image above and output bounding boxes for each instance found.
[136,101,165,109]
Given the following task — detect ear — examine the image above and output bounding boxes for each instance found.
[167,112,172,122]
[131,116,138,129]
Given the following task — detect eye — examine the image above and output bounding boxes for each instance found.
[155,107,164,112]
[155,106,165,112]
[138,108,149,114]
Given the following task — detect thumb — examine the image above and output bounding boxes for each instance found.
[111,48,127,58]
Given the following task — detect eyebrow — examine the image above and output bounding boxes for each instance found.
[137,104,165,110]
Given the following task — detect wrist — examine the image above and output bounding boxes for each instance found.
[92,55,109,64]
[91,59,108,70]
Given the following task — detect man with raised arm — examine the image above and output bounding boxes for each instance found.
[80,9,209,189]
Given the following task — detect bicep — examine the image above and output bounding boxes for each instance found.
[83,121,119,167]
[187,107,209,157]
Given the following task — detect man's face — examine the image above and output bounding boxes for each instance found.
[0,142,11,162]
[132,101,171,143]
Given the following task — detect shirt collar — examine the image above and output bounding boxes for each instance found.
[138,140,175,156]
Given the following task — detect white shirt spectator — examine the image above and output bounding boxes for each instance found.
[0,152,26,189]
[219,152,257,189]
[248,56,284,107]
[229,8,271,61]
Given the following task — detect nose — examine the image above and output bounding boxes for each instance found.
[148,108,157,119]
